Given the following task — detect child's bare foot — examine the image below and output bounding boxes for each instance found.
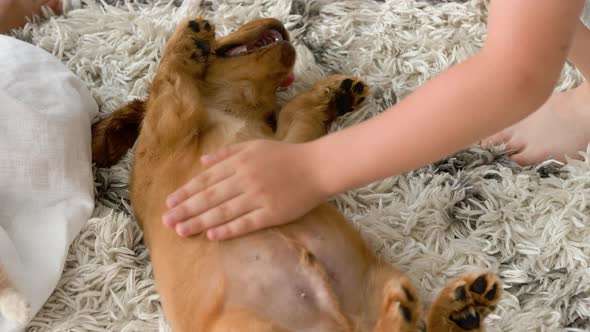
[483,81,590,166]
[0,0,62,34]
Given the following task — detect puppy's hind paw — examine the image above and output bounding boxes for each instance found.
[429,272,501,332]
[373,276,423,332]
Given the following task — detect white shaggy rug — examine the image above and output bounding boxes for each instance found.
[13,0,590,331]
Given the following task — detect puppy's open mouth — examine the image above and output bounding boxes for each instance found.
[215,25,295,87]
[217,28,287,57]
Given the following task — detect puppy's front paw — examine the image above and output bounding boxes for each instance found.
[310,75,369,125]
[333,77,368,116]
[164,18,216,76]
[185,18,215,63]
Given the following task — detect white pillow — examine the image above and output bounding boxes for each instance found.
[0,35,97,332]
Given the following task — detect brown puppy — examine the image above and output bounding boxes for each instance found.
[92,17,501,332]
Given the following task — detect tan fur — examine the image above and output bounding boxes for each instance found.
[92,99,144,167]
[92,17,501,331]
[0,263,29,324]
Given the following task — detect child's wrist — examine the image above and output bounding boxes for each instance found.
[301,140,341,199]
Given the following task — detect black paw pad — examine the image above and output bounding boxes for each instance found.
[403,287,415,302]
[400,305,412,322]
[470,275,487,294]
[188,20,201,32]
[192,39,210,56]
[353,81,365,94]
[334,92,353,115]
[451,312,480,330]
[454,285,467,300]
[485,283,498,301]
[340,79,353,91]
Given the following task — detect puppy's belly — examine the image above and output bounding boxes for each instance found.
[221,204,373,331]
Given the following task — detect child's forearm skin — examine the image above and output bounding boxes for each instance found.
[307,0,585,196]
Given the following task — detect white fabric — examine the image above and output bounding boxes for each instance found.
[0,35,97,331]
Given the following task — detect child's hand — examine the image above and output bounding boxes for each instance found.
[162,140,328,240]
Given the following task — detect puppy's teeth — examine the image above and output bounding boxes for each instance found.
[225,29,285,56]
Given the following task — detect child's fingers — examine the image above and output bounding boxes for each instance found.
[206,209,270,241]
[201,144,243,167]
[163,176,242,226]
[174,194,255,237]
[166,164,236,208]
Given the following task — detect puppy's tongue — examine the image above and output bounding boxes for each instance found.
[279,72,295,88]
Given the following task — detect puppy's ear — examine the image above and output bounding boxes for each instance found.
[92,99,145,167]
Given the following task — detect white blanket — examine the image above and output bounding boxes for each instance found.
[0,35,97,332]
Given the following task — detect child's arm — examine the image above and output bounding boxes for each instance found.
[163,0,585,240]
[311,0,585,194]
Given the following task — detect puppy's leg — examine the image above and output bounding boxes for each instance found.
[276,75,368,143]
[426,272,501,332]
[91,99,144,167]
[93,18,216,166]
[141,18,215,145]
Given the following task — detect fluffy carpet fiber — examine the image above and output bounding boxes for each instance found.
[14,0,590,331]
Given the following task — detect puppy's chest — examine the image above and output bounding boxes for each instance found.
[205,109,247,140]
[205,108,271,142]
